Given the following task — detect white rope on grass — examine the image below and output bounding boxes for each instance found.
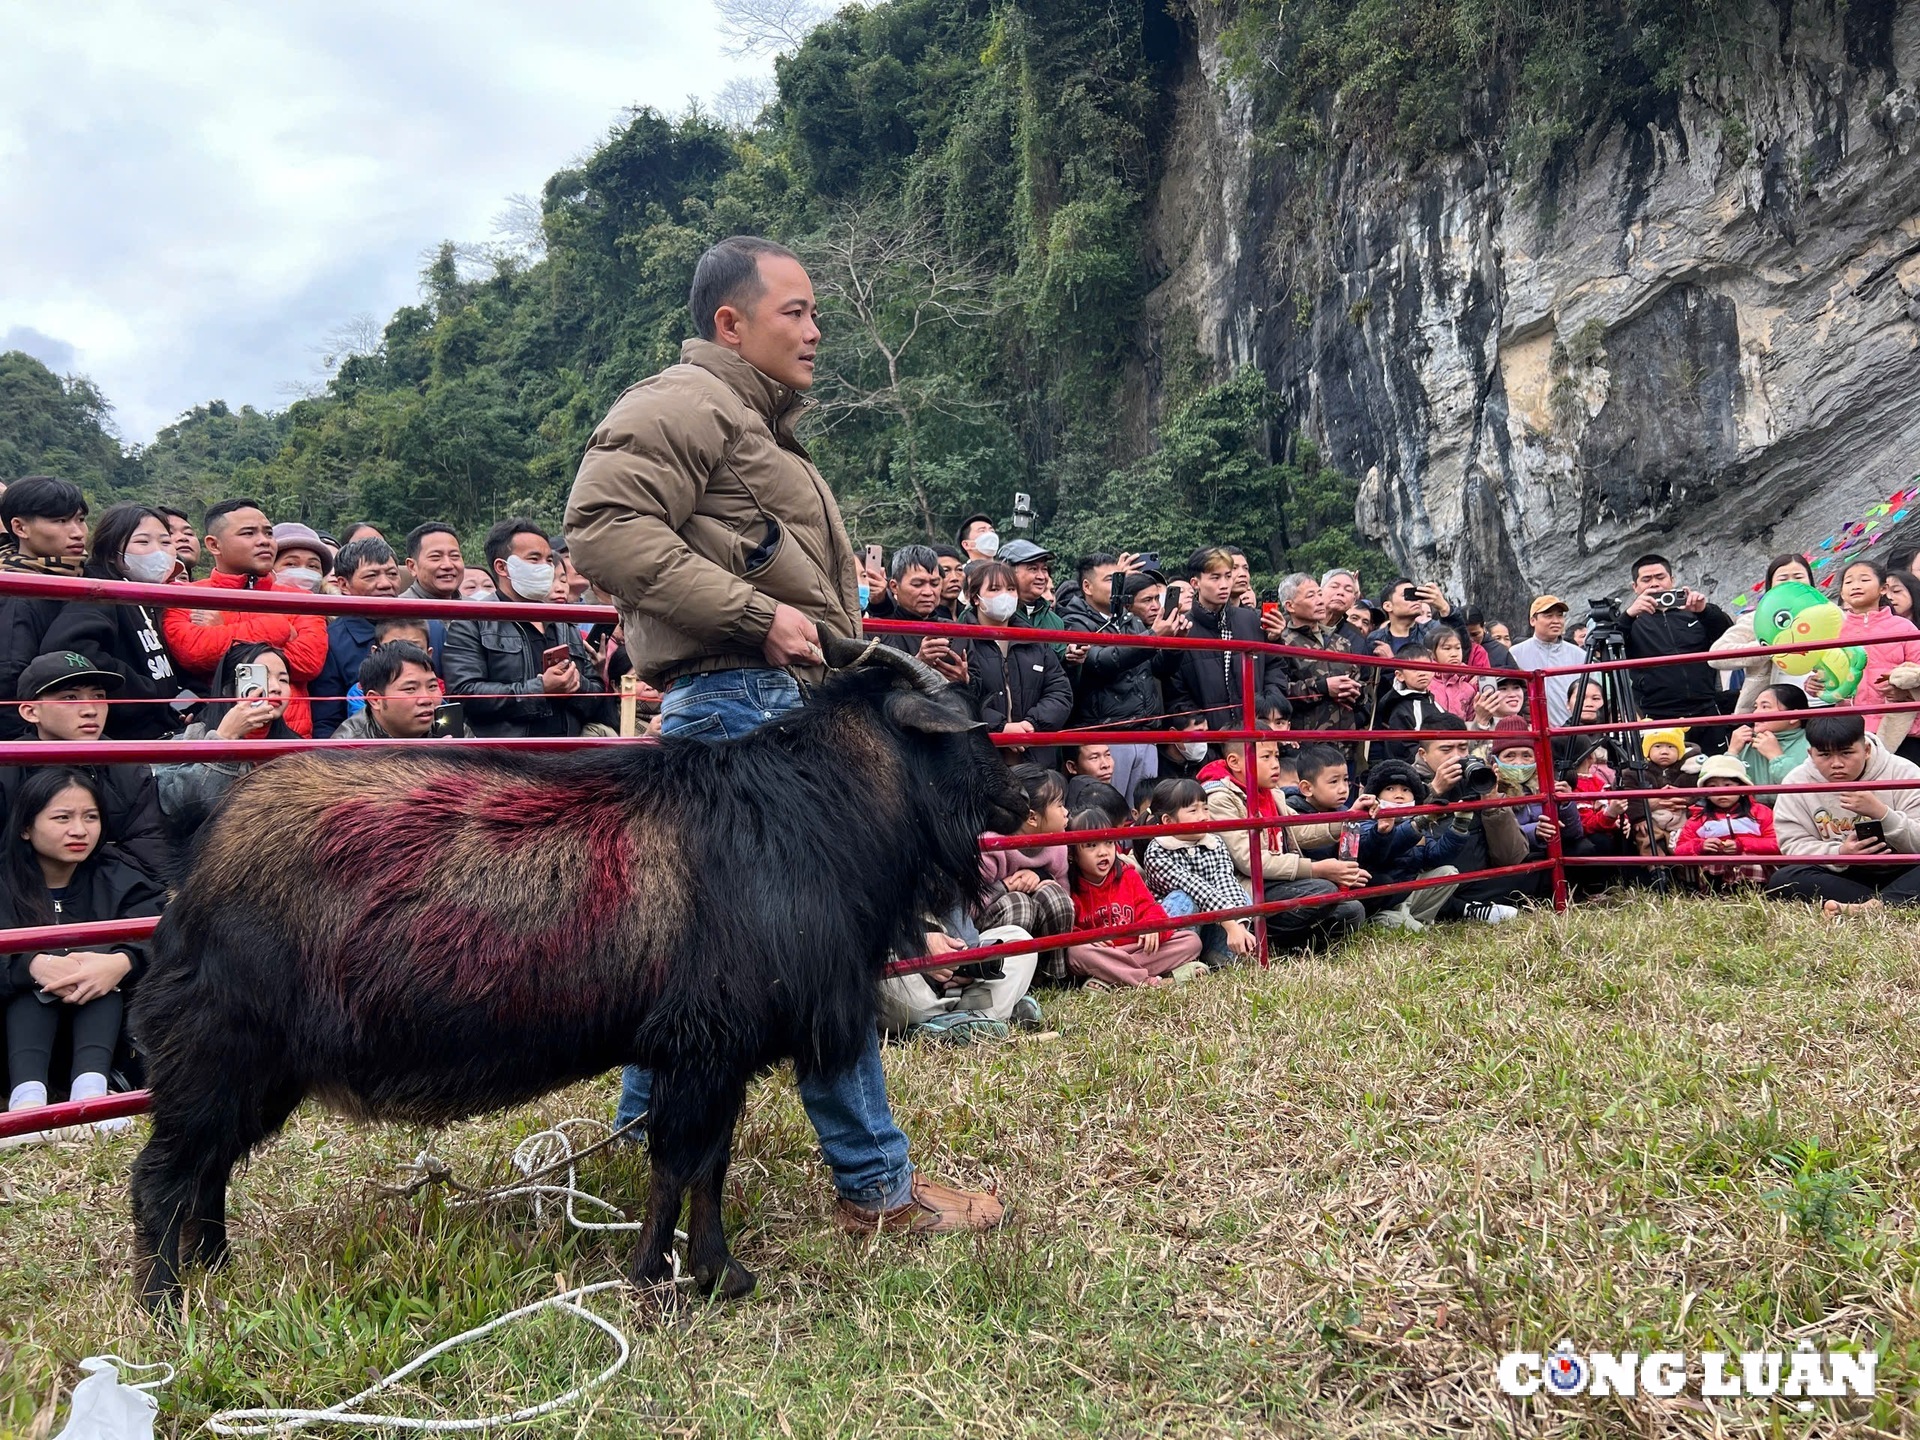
[203,1280,631,1435]
[204,1116,689,1435]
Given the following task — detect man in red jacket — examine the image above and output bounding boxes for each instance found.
[161,498,328,736]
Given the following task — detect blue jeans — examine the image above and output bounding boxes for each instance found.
[1159,891,1224,953]
[616,666,913,1210]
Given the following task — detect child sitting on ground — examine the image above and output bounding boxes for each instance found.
[1140,777,1259,965]
[979,763,1075,981]
[1355,759,1466,931]
[1065,810,1205,988]
[1672,753,1779,886]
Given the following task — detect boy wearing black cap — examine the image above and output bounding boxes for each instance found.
[0,652,172,882]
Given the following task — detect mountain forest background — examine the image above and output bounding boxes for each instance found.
[3,0,1767,590]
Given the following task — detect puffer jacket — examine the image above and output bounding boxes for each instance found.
[40,565,189,739]
[0,846,166,1001]
[565,339,862,689]
[159,569,329,737]
[1055,582,1179,727]
[0,749,174,884]
[1839,607,1920,732]
[441,615,614,738]
[957,620,1073,735]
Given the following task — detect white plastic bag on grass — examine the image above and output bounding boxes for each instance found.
[53,1356,172,1440]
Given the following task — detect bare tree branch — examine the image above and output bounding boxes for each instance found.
[491,193,546,258]
[715,0,828,57]
[712,74,777,130]
[800,204,1007,537]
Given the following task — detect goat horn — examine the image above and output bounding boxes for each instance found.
[819,627,949,693]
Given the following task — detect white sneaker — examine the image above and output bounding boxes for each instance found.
[1462,902,1519,924]
[1,1098,48,1150]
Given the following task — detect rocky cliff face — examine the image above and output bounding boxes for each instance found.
[1142,1,1920,622]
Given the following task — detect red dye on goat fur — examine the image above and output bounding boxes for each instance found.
[308,775,638,1016]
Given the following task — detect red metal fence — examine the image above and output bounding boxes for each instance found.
[0,570,1912,1140]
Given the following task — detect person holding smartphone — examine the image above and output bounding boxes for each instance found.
[442,519,616,738]
[1363,576,1470,660]
[1768,710,1920,915]
[155,642,300,840]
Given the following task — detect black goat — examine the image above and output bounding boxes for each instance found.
[128,641,1027,1309]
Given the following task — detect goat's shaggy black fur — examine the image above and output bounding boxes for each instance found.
[128,662,1026,1309]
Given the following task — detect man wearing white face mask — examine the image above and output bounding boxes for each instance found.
[956,513,1000,565]
[442,518,615,738]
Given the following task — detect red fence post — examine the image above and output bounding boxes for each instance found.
[1527,672,1569,912]
[1240,649,1269,966]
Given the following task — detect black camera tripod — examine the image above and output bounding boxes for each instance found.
[1568,605,1669,889]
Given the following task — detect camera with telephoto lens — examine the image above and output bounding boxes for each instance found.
[1457,755,1497,799]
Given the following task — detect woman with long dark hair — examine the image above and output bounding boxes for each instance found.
[1709,552,1822,712]
[155,641,299,839]
[2,766,164,1143]
[41,502,192,739]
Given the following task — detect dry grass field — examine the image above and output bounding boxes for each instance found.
[2,894,1917,1436]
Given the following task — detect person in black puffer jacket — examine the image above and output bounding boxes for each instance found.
[957,561,1072,767]
[2,766,165,1135]
[41,503,194,740]
[1056,554,1190,799]
[1165,546,1289,731]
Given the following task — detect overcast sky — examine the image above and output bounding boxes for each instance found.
[0,1,767,443]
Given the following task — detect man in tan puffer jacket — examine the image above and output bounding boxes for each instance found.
[565,236,1002,1238]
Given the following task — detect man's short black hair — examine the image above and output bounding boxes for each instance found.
[1631,552,1673,578]
[202,498,264,535]
[689,236,800,342]
[1294,744,1347,784]
[405,521,460,560]
[484,517,548,573]
[888,544,940,582]
[1076,552,1119,580]
[155,504,190,527]
[1805,712,1868,753]
[357,639,435,694]
[2,476,87,531]
[373,616,431,643]
[1064,777,1129,826]
[334,535,396,579]
[932,543,964,564]
[1415,713,1469,737]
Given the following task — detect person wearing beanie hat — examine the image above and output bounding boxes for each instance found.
[1353,756,1465,930]
[1641,726,1687,761]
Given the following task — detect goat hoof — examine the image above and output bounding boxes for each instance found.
[693,1259,756,1301]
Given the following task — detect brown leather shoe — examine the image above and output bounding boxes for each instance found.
[835,1176,1006,1235]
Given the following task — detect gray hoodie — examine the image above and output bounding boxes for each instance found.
[1773,735,1920,867]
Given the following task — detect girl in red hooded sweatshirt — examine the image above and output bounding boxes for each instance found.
[1065,810,1204,989]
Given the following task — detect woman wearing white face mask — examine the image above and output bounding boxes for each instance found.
[270,523,333,595]
[954,561,1072,759]
[42,503,193,739]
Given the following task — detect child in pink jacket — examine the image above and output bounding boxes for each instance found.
[1838,561,1920,734]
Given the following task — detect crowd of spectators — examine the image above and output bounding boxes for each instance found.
[4,463,1920,1122]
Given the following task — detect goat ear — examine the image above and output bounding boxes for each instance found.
[884,690,984,735]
